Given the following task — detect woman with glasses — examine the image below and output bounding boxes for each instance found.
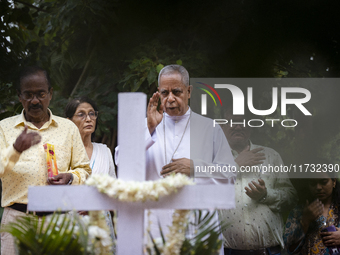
[65,97,116,177]
[64,96,116,249]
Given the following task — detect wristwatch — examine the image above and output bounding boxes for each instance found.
[67,174,74,185]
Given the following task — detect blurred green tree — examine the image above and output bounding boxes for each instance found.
[1,0,340,163]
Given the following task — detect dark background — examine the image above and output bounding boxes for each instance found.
[1,0,340,169]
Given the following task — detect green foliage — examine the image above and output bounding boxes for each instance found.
[148,210,225,255]
[0,0,214,149]
[320,132,340,164]
[120,57,159,92]
[0,0,121,147]
[1,0,339,162]
[0,213,88,255]
[181,210,225,255]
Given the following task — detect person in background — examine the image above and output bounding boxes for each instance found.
[0,66,91,255]
[65,97,115,177]
[284,171,340,255]
[219,108,297,255]
[65,97,116,245]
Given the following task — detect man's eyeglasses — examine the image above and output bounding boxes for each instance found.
[20,91,49,101]
[74,111,98,121]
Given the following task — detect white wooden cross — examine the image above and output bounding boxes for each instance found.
[28,93,235,255]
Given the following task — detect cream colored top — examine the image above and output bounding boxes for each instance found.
[0,109,91,207]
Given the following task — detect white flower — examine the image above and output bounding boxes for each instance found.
[86,174,194,255]
[88,226,112,247]
[87,173,194,202]
[82,215,90,226]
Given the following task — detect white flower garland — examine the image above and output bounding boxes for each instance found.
[162,210,190,255]
[86,173,194,202]
[86,173,195,255]
[145,210,190,255]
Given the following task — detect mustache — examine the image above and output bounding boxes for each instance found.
[29,104,42,110]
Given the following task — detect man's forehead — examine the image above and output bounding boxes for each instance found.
[159,72,185,84]
[225,113,241,120]
[159,87,184,91]
[21,85,49,93]
[21,88,48,93]
[224,112,251,121]
[20,72,49,89]
[21,71,46,81]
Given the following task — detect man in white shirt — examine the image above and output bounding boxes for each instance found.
[116,64,236,254]
[219,109,297,255]
[145,65,236,255]
[145,64,235,183]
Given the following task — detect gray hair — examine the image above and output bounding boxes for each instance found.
[158,65,189,87]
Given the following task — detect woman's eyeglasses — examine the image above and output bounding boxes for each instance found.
[74,111,98,120]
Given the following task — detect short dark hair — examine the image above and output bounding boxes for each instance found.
[16,66,52,92]
[64,97,99,141]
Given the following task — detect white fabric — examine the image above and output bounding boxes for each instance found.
[91,142,116,177]
[116,108,236,254]
[90,142,116,252]
[219,142,297,250]
[144,109,236,182]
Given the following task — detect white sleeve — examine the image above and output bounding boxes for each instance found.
[115,120,157,167]
[107,146,116,178]
[193,124,236,181]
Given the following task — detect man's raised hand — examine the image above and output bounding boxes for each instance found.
[235,146,265,167]
[13,125,41,153]
[245,178,267,201]
[147,92,164,134]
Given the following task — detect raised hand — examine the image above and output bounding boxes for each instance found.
[301,199,324,233]
[147,92,165,134]
[13,125,41,153]
[245,178,267,201]
[235,146,265,167]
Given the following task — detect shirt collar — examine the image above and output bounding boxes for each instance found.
[14,109,59,130]
[164,107,191,121]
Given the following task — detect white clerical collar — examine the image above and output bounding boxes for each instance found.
[164,107,191,121]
